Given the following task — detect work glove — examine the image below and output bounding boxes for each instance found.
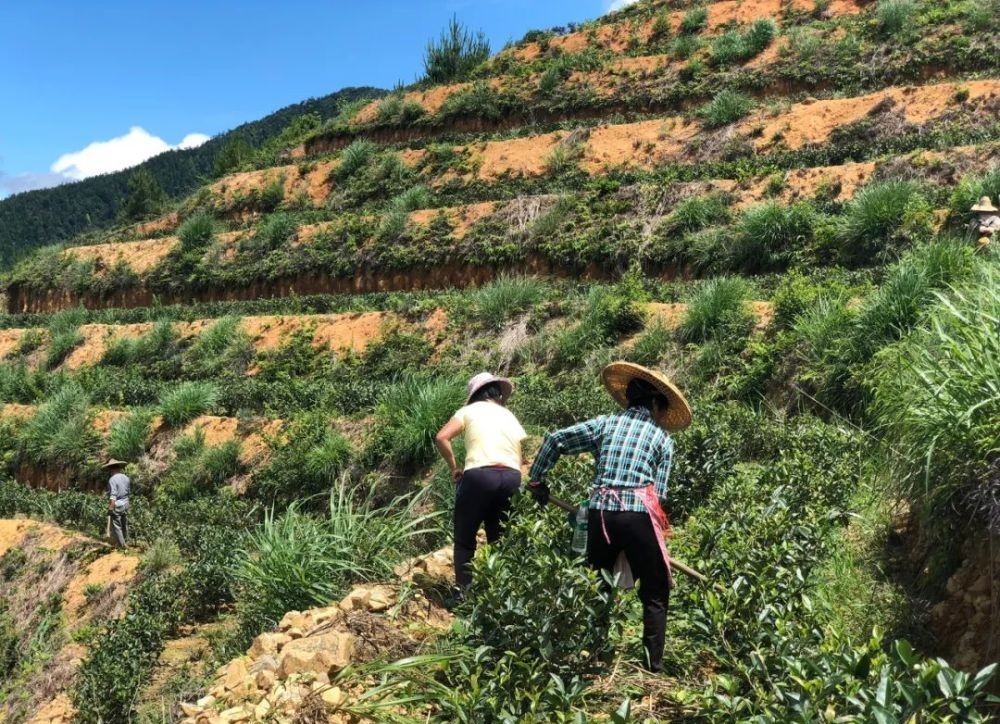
[528,481,550,508]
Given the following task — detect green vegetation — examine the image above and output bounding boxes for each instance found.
[158,381,219,427]
[118,167,167,222]
[423,16,491,83]
[698,90,755,128]
[1,1,999,720]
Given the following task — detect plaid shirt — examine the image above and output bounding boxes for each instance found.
[529,407,673,513]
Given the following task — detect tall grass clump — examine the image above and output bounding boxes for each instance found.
[680,6,708,34]
[711,19,775,66]
[423,16,491,83]
[106,409,155,461]
[731,202,814,272]
[662,192,732,235]
[233,478,436,633]
[390,185,431,213]
[19,384,96,470]
[177,212,215,251]
[698,90,754,128]
[158,381,219,427]
[876,0,916,36]
[838,179,922,264]
[472,275,548,329]
[627,319,672,366]
[370,376,465,470]
[45,307,87,369]
[335,140,377,181]
[254,412,354,503]
[184,316,254,378]
[678,277,753,343]
[873,266,1000,530]
[102,320,179,368]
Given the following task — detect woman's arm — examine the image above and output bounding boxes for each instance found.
[435,417,465,482]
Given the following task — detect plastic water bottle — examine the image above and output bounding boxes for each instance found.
[570,502,589,555]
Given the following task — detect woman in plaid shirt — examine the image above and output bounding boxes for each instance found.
[529,362,692,673]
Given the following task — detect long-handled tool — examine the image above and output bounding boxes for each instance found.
[547,493,711,585]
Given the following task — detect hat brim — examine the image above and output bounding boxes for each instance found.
[102,459,128,469]
[465,377,513,406]
[601,362,692,432]
[972,204,999,213]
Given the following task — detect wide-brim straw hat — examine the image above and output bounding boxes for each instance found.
[971,196,999,213]
[465,372,513,405]
[102,459,128,469]
[602,361,692,432]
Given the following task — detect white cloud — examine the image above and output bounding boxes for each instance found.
[50,126,210,181]
[605,0,641,12]
[178,132,211,150]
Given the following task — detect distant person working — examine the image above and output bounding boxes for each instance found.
[104,459,131,548]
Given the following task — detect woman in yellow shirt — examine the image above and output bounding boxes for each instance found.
[435,372,527,590]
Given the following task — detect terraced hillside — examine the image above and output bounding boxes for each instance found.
[1,0,999,721]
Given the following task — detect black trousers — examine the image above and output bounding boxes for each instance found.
[453,466,521,587]
[587,509,671,672]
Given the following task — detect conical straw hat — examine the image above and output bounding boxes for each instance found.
[102,458,128,469]
[601,361,692,432]
[971,196,998,213]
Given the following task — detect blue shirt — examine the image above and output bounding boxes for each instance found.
[529,407,673,512]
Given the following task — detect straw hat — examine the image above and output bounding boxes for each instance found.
[465,372,513,405]
[601,362,692,432]
[971,196,999,213]
[102,459,128,469]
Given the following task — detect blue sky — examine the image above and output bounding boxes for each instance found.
[0,0,630,196]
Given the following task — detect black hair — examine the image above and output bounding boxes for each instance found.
[470,381,505,405]
[626,378,668,414]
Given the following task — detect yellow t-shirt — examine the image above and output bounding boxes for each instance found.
[452,401,527,472]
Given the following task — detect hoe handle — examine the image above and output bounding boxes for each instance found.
[547,493,711,585]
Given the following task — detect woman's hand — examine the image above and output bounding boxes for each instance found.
[452,468,463,484]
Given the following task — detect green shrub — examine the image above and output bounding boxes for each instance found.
[771,271,850,330]
[423,16,491,83]
[107,409,155,461]
[158,382,219,427]
[244,212,297,256]
[73,571,187,723]
[254,412,354,503]
[177,212,214,251]
[838,179,922,265]
[0,362,44,404]
[698,90,754,128]
[14,329,43,356]
[552,275,648,369]
[335,140,378,181]
[680,6,708,34]
[730,202,815,272]
[876,0,916,36]
[233,479,435,633]
[678,277,753,343]
[472,275,548,329]
[102,320,180,370]
[258,177,285,212]
[369,376,465,470]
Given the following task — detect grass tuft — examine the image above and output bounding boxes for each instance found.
[678,277,753,343]
[158,382,219,427]
[698,90,754,128]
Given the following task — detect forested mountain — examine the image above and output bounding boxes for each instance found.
[0,86,383,266]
